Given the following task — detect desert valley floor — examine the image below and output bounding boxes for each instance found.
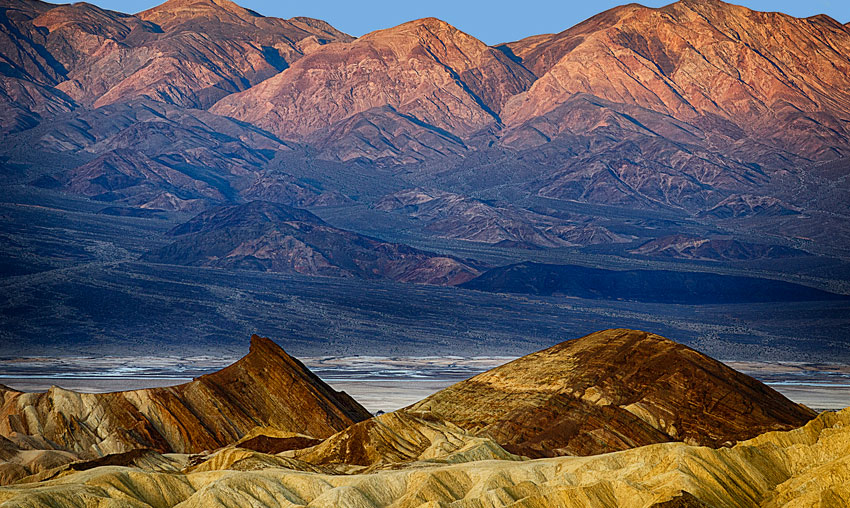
[2,356,850,412]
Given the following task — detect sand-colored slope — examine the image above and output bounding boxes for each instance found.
[286,411,522,472]
[0,335,371,459]
[0,407,847,507]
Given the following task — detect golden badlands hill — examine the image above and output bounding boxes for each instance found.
[407,329,816,457]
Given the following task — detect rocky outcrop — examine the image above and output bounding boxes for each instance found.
[408,329,816,457]
[0,335,371,459]
[287,411,521,471]
[144,200,480,285]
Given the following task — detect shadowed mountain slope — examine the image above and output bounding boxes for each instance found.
[0,335,371,458]
[407,329,816,457]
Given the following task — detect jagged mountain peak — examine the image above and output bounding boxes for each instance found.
[210,11,535,142]
[366,16,463,38]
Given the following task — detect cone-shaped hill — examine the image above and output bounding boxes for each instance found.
[0,335,371,459]
[407,329,816,457]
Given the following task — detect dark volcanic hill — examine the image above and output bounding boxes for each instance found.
[0,335,371,458]
[406,329,817,457]
[144,200,479,284]
[461,262,847,303]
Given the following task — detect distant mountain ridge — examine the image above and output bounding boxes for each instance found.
[144,200,480,284]
[4,0,849,215]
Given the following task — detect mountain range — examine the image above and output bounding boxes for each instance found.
[3,0,848,185]
[3,0,848,253]
[2,0,850,355]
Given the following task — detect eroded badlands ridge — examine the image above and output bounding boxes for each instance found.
[0,328,834,504]
[0,335,370,460]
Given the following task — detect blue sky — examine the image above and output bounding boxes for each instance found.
[90,0,849,45]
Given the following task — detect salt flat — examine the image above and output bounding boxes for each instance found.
[2,357,849,412]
